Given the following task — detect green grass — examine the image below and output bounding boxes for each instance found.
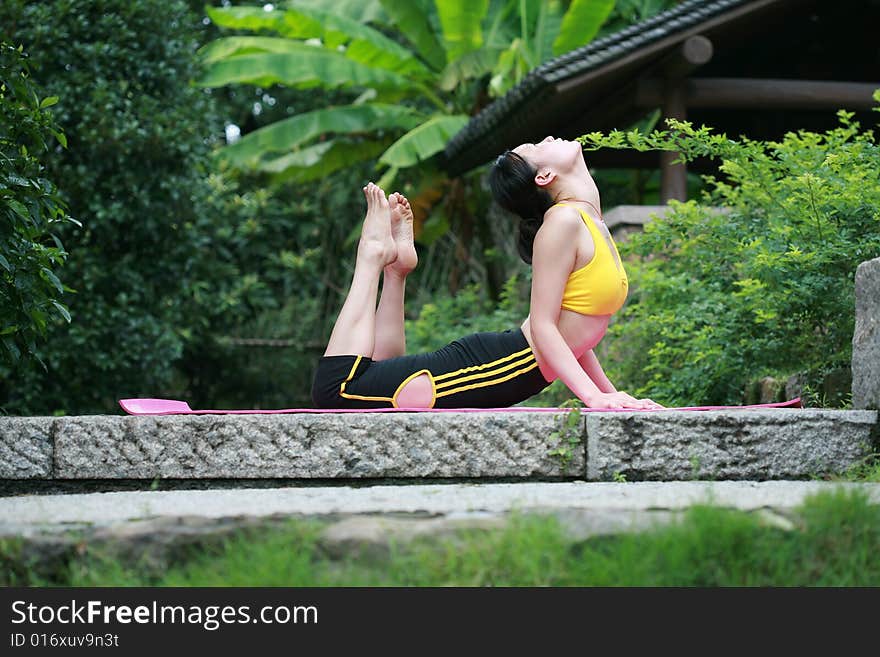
[829,450,880,483]
[3,487,879,587]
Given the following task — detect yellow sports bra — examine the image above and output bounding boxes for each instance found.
[555,203,628,316]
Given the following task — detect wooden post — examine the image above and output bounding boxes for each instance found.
[657,36,712,203]
[660,82,688,203]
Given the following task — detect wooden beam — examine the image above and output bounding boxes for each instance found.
[636,78,879,110]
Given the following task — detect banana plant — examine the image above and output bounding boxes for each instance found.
[489,0,616,97]
[200,0,618,203]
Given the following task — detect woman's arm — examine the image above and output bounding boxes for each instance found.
[578,348,664,407]
[577,349,617,394]
[528,208,606,406]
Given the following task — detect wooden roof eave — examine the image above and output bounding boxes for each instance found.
[442,0,801,176]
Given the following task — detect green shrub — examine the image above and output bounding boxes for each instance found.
[0,0,416,413]
[581,99,880,407]
[406,273,528,350]
[0,0,225,413]
[0,42,76,367]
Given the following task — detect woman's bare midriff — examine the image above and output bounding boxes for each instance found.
[519,310,610,383]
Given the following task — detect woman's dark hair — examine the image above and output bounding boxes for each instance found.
[488,150,554,264]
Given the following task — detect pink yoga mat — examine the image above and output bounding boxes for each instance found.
[119,397,803,415]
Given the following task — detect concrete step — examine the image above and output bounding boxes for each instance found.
[1,409,876,486]
[6,480,880,531]
[3,482,880,570]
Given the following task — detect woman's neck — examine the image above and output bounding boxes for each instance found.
[550,171,601,209]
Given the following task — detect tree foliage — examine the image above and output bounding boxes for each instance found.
[580,98,880,406]
[200,0,625,185]
[0,42,77,367]
[0,0,225,413]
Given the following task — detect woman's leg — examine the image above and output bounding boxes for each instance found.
[373,193,418,361]
[322,183,398,358]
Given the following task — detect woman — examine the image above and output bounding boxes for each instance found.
[311,136,663,410]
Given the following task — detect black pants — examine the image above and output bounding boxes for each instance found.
[311,327,553,408]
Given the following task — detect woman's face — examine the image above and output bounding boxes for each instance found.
[512,135,583,175]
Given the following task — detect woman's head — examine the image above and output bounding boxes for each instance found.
[489,136,582,264]
[512,136,584,180]
[489,150,550,264]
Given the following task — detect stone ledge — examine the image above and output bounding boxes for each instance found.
[7,411,585,480]
[0,417,54,478]
[0,408,875,483]
[7,481,879,578]
[604,205,730,235]
[586,408,878,481]
[3,481,879,534]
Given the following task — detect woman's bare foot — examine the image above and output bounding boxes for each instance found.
[386,192,418,276]
[358,183,397,267]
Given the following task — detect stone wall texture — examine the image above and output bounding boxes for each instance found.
[50,411,584,479]
[853,257,880,410]
[0,417,54,478]
[586,409,877,481]
[0,408,876,482]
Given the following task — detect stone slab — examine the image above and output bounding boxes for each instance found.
[0,408,876,483]
[586,408,877,481]
[0,416,54,478]
[604,204,669,231]
[853,256,880,410]
[604,205,730,232]
[10,481,878,578]
[49,411,584,480]
[2,481,879,537]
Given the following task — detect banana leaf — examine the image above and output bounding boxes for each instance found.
[553,0,616,56]
[221,104,424,167]
[199,36,317,65]
[199,49,414,91]
[378,114,469,168]
[379,0,447,71]
[205,6,295,35]
[439,47,502,92]
[286,0,386,23]
[286,3,434,79]
[261,137,393,183]
[207,4,432,80]
[435,0,490,63]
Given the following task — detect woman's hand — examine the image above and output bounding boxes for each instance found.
[586,392,664,410]
[617,391,665,409]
